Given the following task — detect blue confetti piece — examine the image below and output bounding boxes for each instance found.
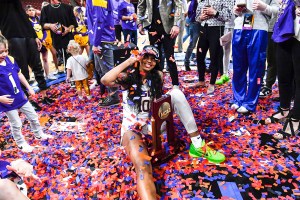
[140,173,144,180]
[138,145,144,152]
[130,135,135,140]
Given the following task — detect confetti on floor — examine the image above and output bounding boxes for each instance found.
[0,70,299,199]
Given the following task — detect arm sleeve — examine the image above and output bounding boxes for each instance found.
[195,3,203,22]
[66,58,72,69]
[215,0,234,22]
[93,7,104,46]
[118,3,126,20]
[40,7,48,28]
[262,0,279,17]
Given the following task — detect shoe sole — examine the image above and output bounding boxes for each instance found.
[98,102,120,107]
[189,152,225,164]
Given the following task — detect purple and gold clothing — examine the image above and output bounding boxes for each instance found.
[0,57,28,112]
[74,15,89,47]
[88,0,116,46]
[28,16,50,50]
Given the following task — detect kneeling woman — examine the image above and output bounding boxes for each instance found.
[101,45,226,199]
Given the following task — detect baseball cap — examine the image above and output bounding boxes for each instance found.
[141,45,159,59]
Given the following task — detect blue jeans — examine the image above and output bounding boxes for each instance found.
[94,43,119,99]
[123,29,137,45]
[184,22,201,66]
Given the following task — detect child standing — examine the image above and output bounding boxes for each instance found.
[0,34,53,153]
[66,40,91,100]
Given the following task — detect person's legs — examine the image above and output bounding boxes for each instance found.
[0,179,28,200]
[162,34,179,86]
[196,25,209,83]
[290,38,300,120]
[182,22,191,44]
[123,29,131,42]
[5,109,26,146]
[168,88,198,133]
[114,24,123,42]
[216,28,232,85]
[19,102,45,138]
[82,78,91,97]
[27,38,48,91]
[243,30,267,112]
[101,45,118,99]
[265,32,277,89]
[207,26,224,85]
[122,131,156,200]
[273,38,300,139]
[49,46,59,71]
[277,39,293,110]
[168,88,226,163]
[131,30,138,45]
[177,18,185,52]
[232,30,249,107]
[75,80,83,98]
[184,23,200,70]
[41,48,50,77]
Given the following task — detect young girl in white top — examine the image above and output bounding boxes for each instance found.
[66,40,91,100]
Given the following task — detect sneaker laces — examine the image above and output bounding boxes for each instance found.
[201,141,218,156]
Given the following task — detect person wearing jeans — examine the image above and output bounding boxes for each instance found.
[184,0,201,71]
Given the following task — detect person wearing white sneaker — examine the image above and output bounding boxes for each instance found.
[0,35,52,152]
[47,73,57,80]
[231,0,279,113]
[237,106,249,113]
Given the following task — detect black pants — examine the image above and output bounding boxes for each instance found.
[277,37,300,119]
[196,25,224,84]
[8,38,47,90]
[148,32,179,86]
[262,32,277,89]
[115,25,123,42]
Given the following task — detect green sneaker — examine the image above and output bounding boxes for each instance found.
[215,75,230,85]
[189,141,226,164]
[222,75,230,83]
[215,77,224,85]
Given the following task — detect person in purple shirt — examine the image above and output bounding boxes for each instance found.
[0,34,52,153]
[118,0,138,45]
[87,0,120,106]
[113,0,124,42]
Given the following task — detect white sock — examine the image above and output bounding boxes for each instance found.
[191,135,203,148]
